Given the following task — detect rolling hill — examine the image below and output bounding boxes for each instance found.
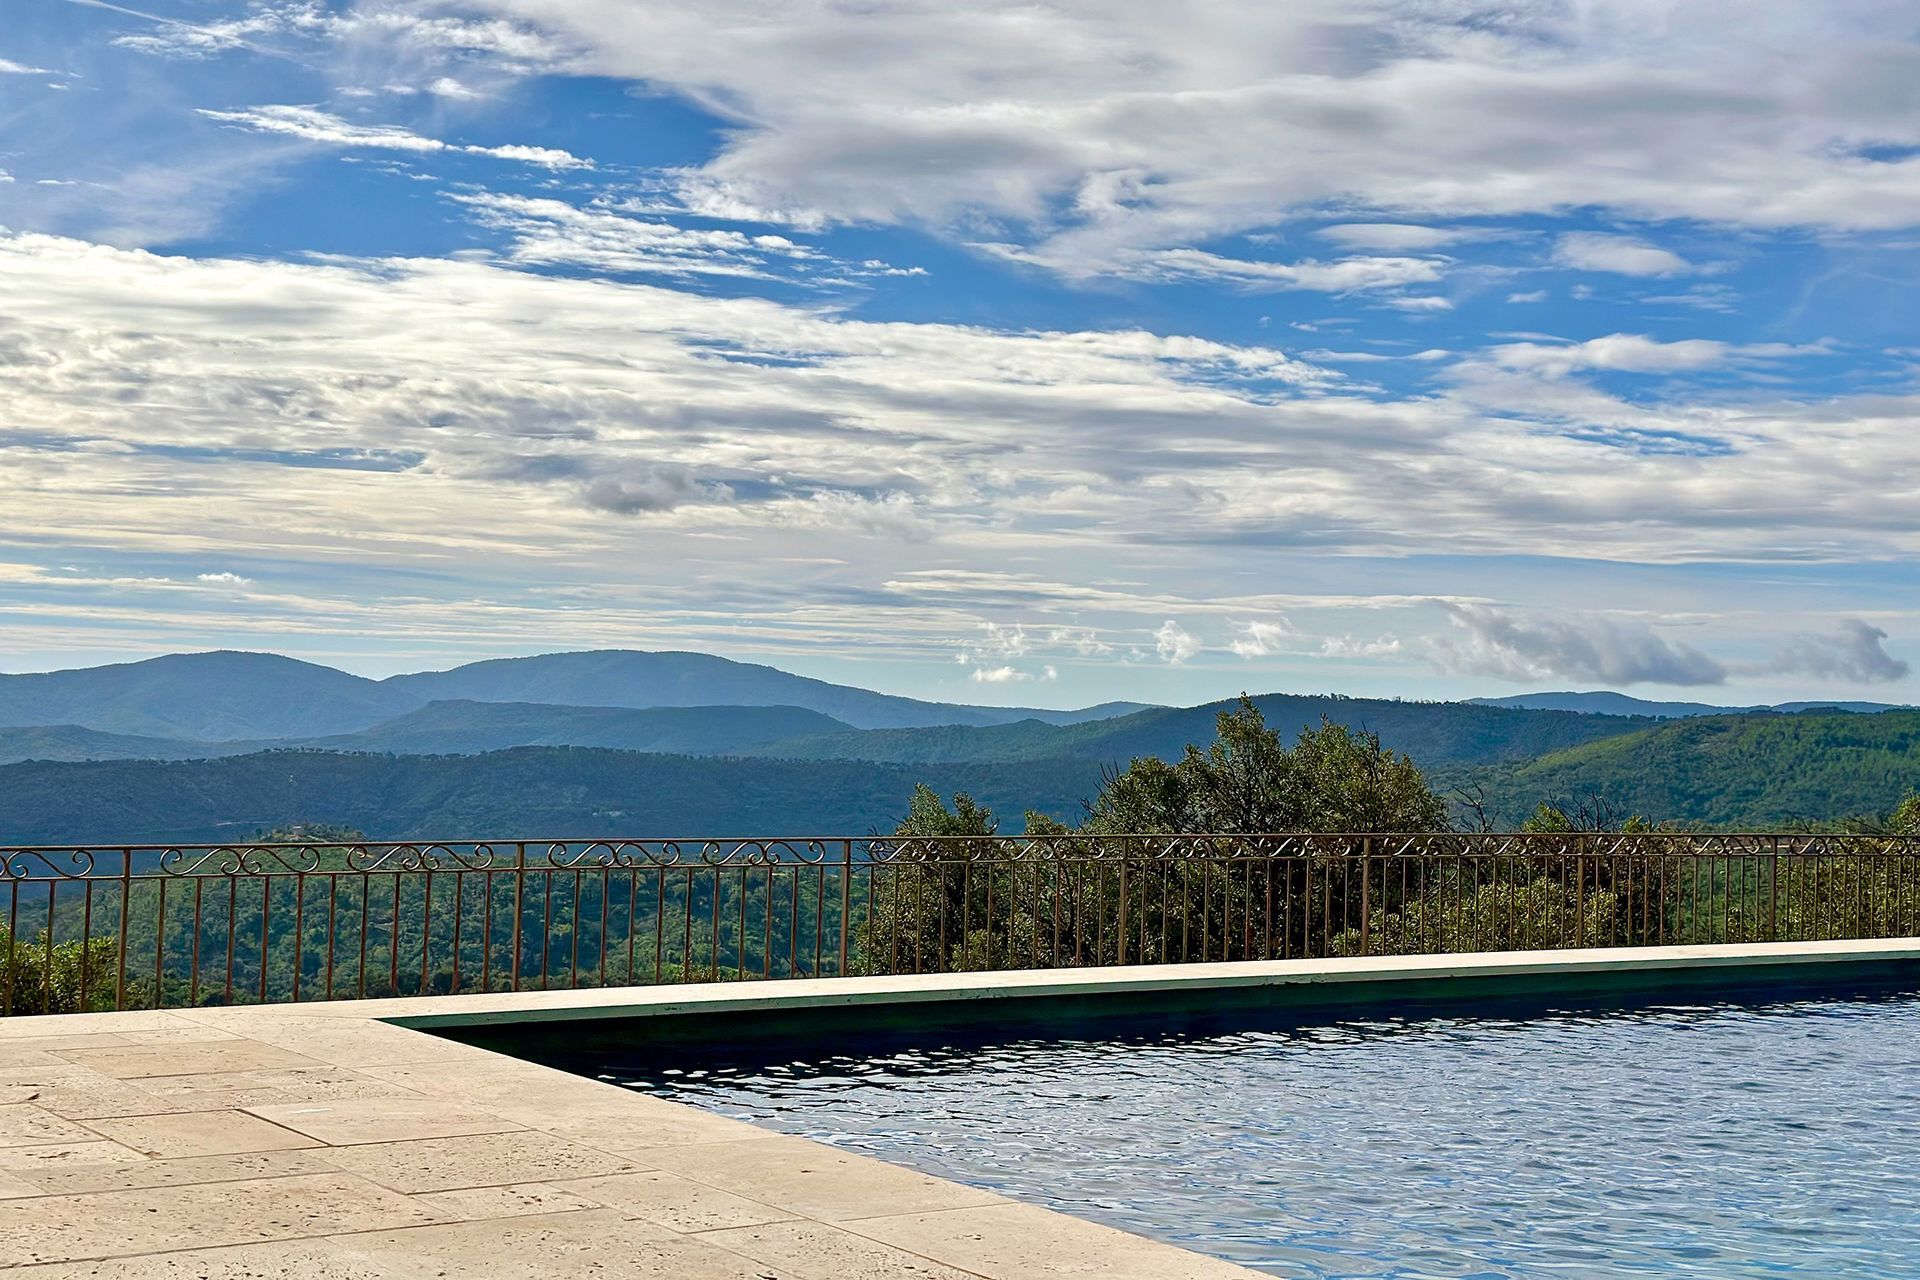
[0,748,1107,845]
[302,701,853,757]
[0,649,1154,740]
[381,651,1151,730]
[1451,709,1920,827]
[1470,691,1909,719]
[751,693,1652,770]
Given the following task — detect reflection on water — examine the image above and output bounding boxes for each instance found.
[580,982,1920,1278]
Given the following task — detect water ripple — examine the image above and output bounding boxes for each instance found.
[596,984,1920,1278]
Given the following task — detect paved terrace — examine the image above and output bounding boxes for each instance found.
[2,940,1918,1277]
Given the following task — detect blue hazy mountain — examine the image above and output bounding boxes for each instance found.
[0,649,1154,740]
[379,651,1151,731]
[1468,691,1910,719]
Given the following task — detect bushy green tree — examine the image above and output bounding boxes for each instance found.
[1083,698,1449,834]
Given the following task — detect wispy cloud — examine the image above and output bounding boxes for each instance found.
[197,105,592,169]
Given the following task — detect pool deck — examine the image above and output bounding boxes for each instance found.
[1,938,1916,1276]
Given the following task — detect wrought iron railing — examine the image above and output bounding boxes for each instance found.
[3,833,1918,1015]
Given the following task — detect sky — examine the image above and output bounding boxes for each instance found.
[1,1,1918,709]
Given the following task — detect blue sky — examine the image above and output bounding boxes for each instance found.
[1,1,1918,707]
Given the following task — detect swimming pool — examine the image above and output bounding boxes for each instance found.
[478,966,1920,1278]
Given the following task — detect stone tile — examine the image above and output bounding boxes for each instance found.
[0,1048,65,1070]
[0,1171,441,1266]
[130,1066,419,1112]
[0,1104,100,1148]
[0,1238,385,1278]
[0,1139,148,1174]
[0,1037,130,1069]
[630,1135,1005,1223]
[0,1064,187,1120]
[536,1097,776,1152]
[80,1109,321,1159]
[20,1148,342,1196]
[330,1209,798,1279]
[54,1041,325,1080]
[111,1026,247,1046]
[702,1220,982,1280]
[412,1181,601,1221]
[0,1169,41,1199]
[242,1095,524,1145]
[322,1129,642,1194]
[0,1013,198,1041]
[554,1169,800,1233]
[848,1203,1257,1278]
[207,1017,490,1069]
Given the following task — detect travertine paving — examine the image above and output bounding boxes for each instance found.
[2,939,1916,1276]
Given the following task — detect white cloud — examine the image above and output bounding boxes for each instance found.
[1765,620,1909,684]
[1319,634,1402,659]
[980,243,1443,292]
[194,571,252,586]
[1481,333,1821,378]
[441,0,1920,277]
[1155,620,1201,664]
[1382,296,1453,312]
[3,231,1920,672]
[1553,232,1693,277]
[0,57,54,75]
[452,193,820,280]
[970,665,1023,683]
[1315,224,1478,252]
[1435,604,1727,686]
[1228,618,1294,658]
[1506,289,1547,303]
[197,105,592,169]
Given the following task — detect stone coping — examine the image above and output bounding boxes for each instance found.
[0,940,1915,1276]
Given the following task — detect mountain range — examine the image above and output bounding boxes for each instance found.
[0,650,1912,841]
[0,650,1152,741]
[1469,691,1910,719]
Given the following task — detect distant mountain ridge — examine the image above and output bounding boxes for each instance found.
[0,650,1154,741]
[4,706,1914,842]
[1470,691,1911,719]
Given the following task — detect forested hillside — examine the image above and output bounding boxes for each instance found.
[757,693,1650,769]
[1451,710,1920,827]
[0,748,1106,844]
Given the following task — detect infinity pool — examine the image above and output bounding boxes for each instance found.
[480,969,1920,1278]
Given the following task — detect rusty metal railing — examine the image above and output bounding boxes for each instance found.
[3,833,1918,1015]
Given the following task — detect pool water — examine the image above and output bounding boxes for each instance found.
[515,976,1920,1278]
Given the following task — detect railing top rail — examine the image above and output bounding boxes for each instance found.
[5,830,1920,853]
[2,830,1918,881]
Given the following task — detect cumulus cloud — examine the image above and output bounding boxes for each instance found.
[195,571,251,586]
[1435,604,1727,686]
[1229,619,1294,658]
[1766,620,1910,684]
[197,105,592,169]
[1553,233,1693,277]
[1155,620,1201,664]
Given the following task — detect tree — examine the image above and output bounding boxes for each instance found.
[1082,697,1449,834]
